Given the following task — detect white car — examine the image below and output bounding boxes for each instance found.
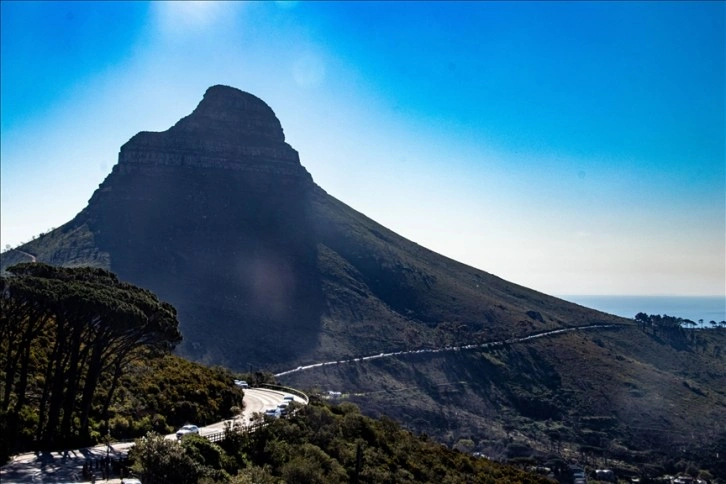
[234,379,249,388]
[264,408,281,418]
[176,424,200,439]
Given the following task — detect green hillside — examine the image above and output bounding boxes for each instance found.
[131,398,552,484]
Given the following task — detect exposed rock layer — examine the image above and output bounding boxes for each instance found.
[82,86,322,364]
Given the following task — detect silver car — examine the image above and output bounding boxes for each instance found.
[176,424,200,439]
[264,408,281,419]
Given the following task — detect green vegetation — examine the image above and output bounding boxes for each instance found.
[108,355,245,440]
[1,260,723,480]
[0,263,545,482]
[0,263,243,462]
[130,398,550,484]
[635,311,726,334]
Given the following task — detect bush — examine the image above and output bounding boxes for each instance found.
[130,432,203,484]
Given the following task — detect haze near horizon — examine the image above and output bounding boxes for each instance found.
[1,1,724,297]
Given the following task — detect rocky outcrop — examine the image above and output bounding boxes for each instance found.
[105,85,311,181]
[67,86,323,367]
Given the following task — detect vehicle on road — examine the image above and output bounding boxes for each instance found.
[568,465,587,484]
[176,424,200,439]
[283,396,295,403]
[234,379,249,388]
[264,408,281,418]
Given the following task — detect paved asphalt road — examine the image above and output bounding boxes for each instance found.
[0,388,297,483]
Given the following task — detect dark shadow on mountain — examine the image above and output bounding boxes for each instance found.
[85,165,324,369]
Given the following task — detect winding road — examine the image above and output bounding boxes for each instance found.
[1,324,627,482]
[275,323,622,377]
[7,248,37,263]
[0,388,299,483]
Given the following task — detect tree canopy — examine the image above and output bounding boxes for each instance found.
[1,263,182,452]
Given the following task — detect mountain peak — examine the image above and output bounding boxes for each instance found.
[117,85,306,177]
[170,85,286,144]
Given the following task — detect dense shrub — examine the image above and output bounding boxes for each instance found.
[131,399,550,483]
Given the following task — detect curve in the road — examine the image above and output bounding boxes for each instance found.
[0,388,301,483]
[275,323,623,377]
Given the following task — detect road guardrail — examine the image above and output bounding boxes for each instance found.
[257,383,310,404]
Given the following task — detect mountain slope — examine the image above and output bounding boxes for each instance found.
[2,85,723,473]
[2,84,624,369]
[283,325,725,471]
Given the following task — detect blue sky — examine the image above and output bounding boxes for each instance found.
[1,1,724,296]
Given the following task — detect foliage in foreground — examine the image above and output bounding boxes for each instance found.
[109,355,245,440]
[130,397,550,484]
[0,263,243,462]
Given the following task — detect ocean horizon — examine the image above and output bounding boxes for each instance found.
[559,295,726,326]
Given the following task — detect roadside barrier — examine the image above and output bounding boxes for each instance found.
[199,387,308,443]
[257,383,310,404]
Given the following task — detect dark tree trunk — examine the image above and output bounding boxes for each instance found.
[60,320,86,441]
[10,309,49,415]
[1,302,26,409]
[101,352,128,429]
[43,317,71,447]
[78,329,109,439]
[36,333,62,445]
[12,338,34,415]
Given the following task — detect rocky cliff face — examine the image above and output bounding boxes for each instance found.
[76,85,323,366]
[112,85,310,180]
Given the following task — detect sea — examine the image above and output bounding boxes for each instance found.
[559,295,726,326]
